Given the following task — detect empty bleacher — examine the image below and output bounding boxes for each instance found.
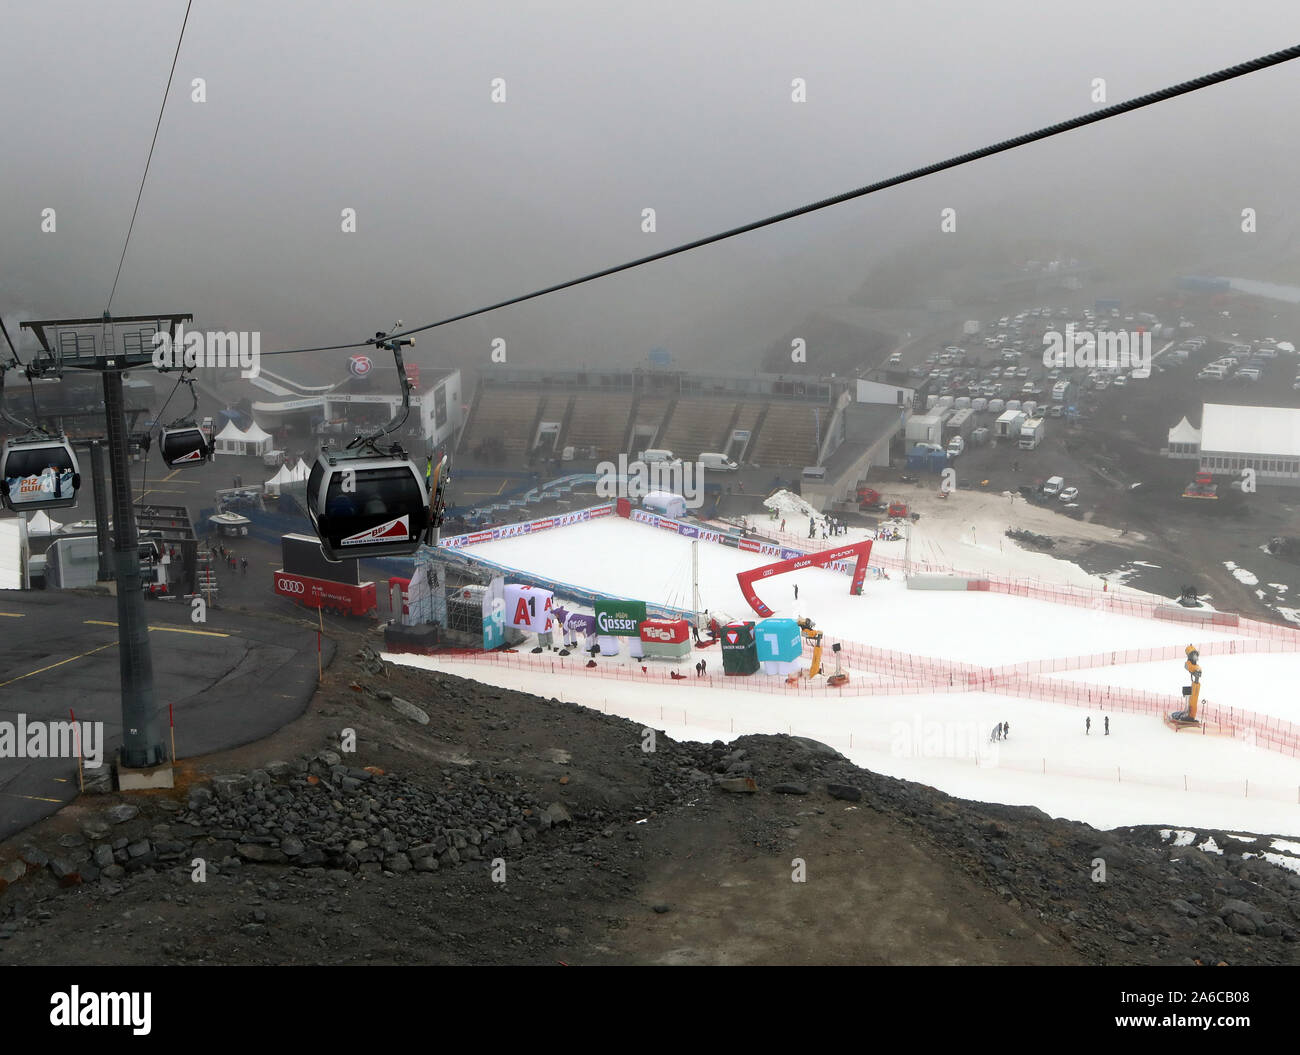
[563,392,634,461]
[660,398,733,457]
[751,401,821,467]
[463,389,545,456]
[629,397,671,451]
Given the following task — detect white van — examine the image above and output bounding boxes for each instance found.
[696,452,738,472]
[697,452,738,471]
[638,448,679,466]
[1042,475,1065,496]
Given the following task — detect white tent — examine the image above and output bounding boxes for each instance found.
[264,464,296,495]
[26,510,64,536]
[264,458,310,496]
[1166,416,1201,460]
[242,420,274,455]
[213,419,248,455]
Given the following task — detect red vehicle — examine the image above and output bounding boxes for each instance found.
[887,500,909,518]
[273,569,377,617]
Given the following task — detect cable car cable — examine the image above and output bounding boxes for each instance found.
[376,44,1300,348]
[105,0,194,313]
[249,43,1300,362]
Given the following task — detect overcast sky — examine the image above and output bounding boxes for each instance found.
[3,0,1300,382]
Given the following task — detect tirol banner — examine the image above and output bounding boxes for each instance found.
[594,598,648,636]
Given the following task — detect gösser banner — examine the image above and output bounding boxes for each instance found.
[594,599,648,636]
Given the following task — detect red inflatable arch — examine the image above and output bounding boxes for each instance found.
[736,541,873,617]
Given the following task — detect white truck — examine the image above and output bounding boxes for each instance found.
[905,413,945,446]
[1018,417,1046,450]
[994,409,1027,441]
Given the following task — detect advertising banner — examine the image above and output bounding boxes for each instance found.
[434,384,448,429]
[4,468,75,506]
[482,576,506,648]
[440,504,615,550]
[754,618,803,662]
[639,618,689,645]
[504,584,554,632]
[594,598,648,636]
[720,621,760,676]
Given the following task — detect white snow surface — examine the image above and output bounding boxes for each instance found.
[424,512,1300,837]
[1224,561,1260,586]
[1055,653,1300,724]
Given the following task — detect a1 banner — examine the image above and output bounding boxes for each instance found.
[504,584,553,632]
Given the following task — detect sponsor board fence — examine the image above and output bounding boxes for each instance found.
[440,503,615,549]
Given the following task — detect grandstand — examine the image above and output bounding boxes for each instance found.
[659,398,733,456]
[460,368,840,468]
[750,401,822,467]
[563,391,635,461]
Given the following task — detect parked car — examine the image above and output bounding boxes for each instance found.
[1059,486,1079,502]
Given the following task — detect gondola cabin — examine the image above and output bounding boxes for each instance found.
[307,451,430,561]
[0,437,82,511]
[159,425,211,467]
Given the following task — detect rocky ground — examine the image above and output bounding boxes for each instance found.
[1,629,1297,966]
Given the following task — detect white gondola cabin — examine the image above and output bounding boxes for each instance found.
[0,436,82,511]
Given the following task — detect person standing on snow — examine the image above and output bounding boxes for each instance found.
[793,583,799,600]
[1104,715,1109,735]
[1003,721,1009,740]
[1086,716,1091,735]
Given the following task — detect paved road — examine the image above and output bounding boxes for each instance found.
[0,590,334,842]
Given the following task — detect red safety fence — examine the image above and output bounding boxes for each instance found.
[409,651,1300,803]
[715,518,1299,642]
[985,636,1300,679]
[996,674,1300,759]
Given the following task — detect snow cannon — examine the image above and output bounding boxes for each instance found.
[1166,644,1202,728]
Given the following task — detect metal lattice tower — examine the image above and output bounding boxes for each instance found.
[20,312,191,772]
